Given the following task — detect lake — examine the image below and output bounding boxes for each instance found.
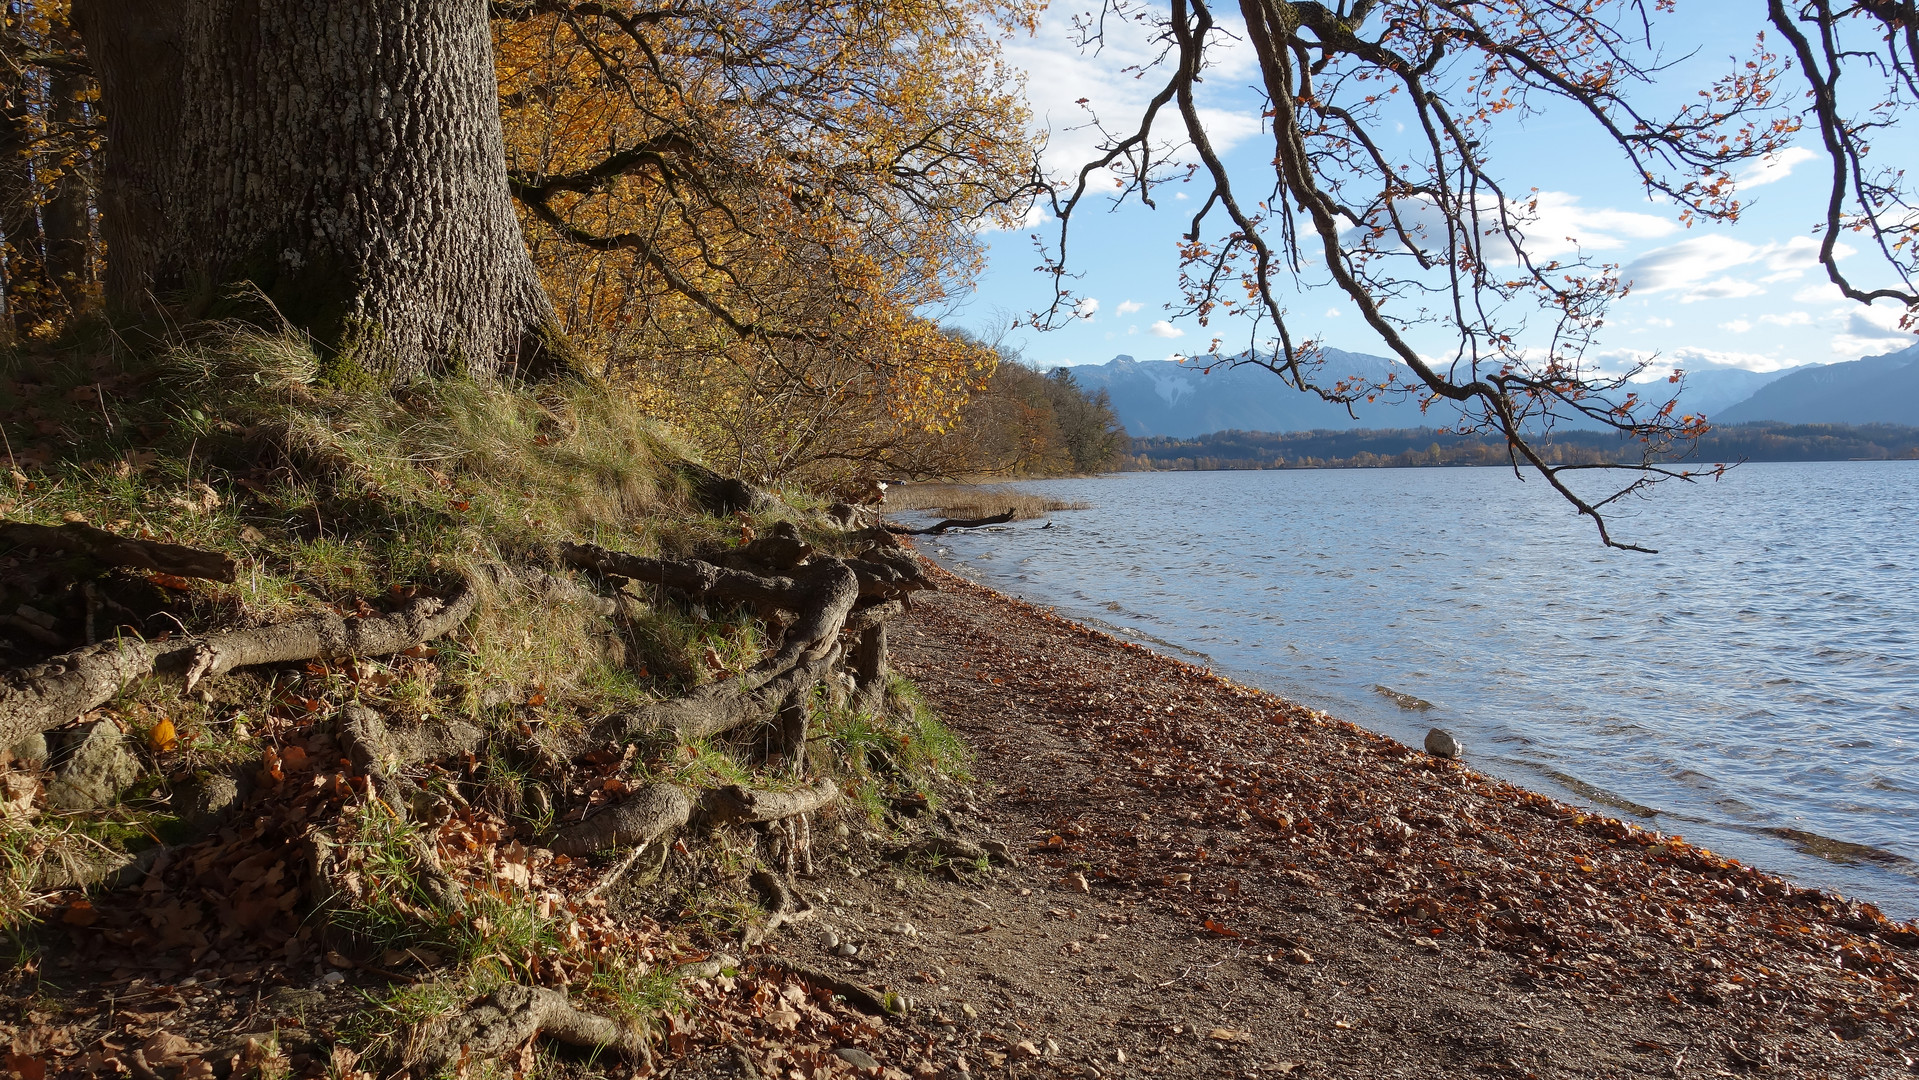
[907,462,1919,918]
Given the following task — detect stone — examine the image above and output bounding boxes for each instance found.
[960,1003,979,1020]
[822,930,841,949]
[178,770,248,834]
[836,943,858,958]
[1044,1038,1062,1056]
[832,1047,879,1071]
[46,722,143,810]
[1424,727,1462,759]
[5,731,48,767]
[1012,1041,1040,1060]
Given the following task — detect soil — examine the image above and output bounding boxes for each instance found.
[752,562,1919,1079]
[6,561,1916,1080]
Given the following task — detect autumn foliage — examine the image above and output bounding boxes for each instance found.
[492,0,1044,487]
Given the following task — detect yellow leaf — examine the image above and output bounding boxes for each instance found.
[148,718,177,753]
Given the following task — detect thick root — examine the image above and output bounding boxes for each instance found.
[703,777,838,827]
[0,519,237,582]
[0,578,478,747]
[411,985,650,1071]
[549,783,695,858]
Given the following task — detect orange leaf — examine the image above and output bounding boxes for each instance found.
[148,718,177,753]
[1202,918,1240,938]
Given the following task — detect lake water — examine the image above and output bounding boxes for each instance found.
[908,463,1919,918]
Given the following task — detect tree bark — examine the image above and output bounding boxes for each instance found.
[69,0,563,380]
[41,36,93,313]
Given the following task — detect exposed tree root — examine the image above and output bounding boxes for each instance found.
[0,577,478,747]
[749,957,897,1017]
[894,835,1020,870]
[550,783,695,858]
[884,510,1015,536]
[336,704,466,911]
[627,642,843,741]
[548,777,839,858]
[0,519,238,582]
[411,985,650,1073]
[704,777,839,827]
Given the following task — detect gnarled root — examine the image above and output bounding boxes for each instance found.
[549,783,695,858]
[410,985,650,1072]
[335,705,465,911]
[0,578,478,747]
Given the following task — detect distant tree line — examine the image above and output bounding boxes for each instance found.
[917,353,1131,478]
[1126,424,1919,472]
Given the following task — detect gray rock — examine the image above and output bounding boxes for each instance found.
[46,722,143,810]
[836,942,859,957]
[178,769,250,834]
[832,1047,879,1071]
[1423,727,1462,760]
[5,731,48,767]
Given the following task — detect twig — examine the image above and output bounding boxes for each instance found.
[582,841,650,901]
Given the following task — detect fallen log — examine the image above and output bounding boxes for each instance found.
[0,578,478,748]
[0,519,238,582]
[884,509,1015,536]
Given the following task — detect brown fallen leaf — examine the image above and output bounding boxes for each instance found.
[1208,1029,1252,1043]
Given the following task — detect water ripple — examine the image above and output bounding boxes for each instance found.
[919,462,1919,918]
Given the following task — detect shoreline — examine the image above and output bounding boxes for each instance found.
[876,557,1919,1075]
[898,470,1919,919]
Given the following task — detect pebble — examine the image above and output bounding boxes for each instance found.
[321,971,345,985]
[836,943,859,958]
[822,931,840,949]
[1044,1038,1062,1056]
[960,1003,979,1019]
[886,922,918,938]
[832,1047,878,1071]
[1012,1041,1040,1060]
[1286,948,1315,965]
[1424,727,1463,759]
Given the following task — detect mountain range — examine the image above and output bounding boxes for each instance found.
[1065,342,1919,438]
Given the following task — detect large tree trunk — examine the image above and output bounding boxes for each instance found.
[70,0,563,380]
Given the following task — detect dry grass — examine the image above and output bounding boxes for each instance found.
[883,483,1090,522]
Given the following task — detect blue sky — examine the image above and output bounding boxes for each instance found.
[949,2,1917,377]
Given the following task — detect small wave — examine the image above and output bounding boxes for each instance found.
[1542,770,1661,819]
[1761,827,1915,868]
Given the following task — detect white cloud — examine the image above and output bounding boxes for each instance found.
[1148,320,1185,338]
[1831,301,1916,355]
[1624,233,1852,301]
[1720,319,1752,333]
[1759,311,1811,327]
[1683,278,1767,302]
[1115,300,1143,315]
[1074,297,1099,319]
[1324,307,1341,318]
[1622,235,1761,294]
[1643,316,1675,327]
[1350,190,1676,263]
[1737,147,1818,189]
[1005,4,1262,177]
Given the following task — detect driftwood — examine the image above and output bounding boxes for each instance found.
[0,579,478,748]
[0,519,238,582]
[411,985,650,1072]
[884,509,1015,536]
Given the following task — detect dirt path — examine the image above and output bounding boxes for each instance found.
[767,565,1917,1079]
